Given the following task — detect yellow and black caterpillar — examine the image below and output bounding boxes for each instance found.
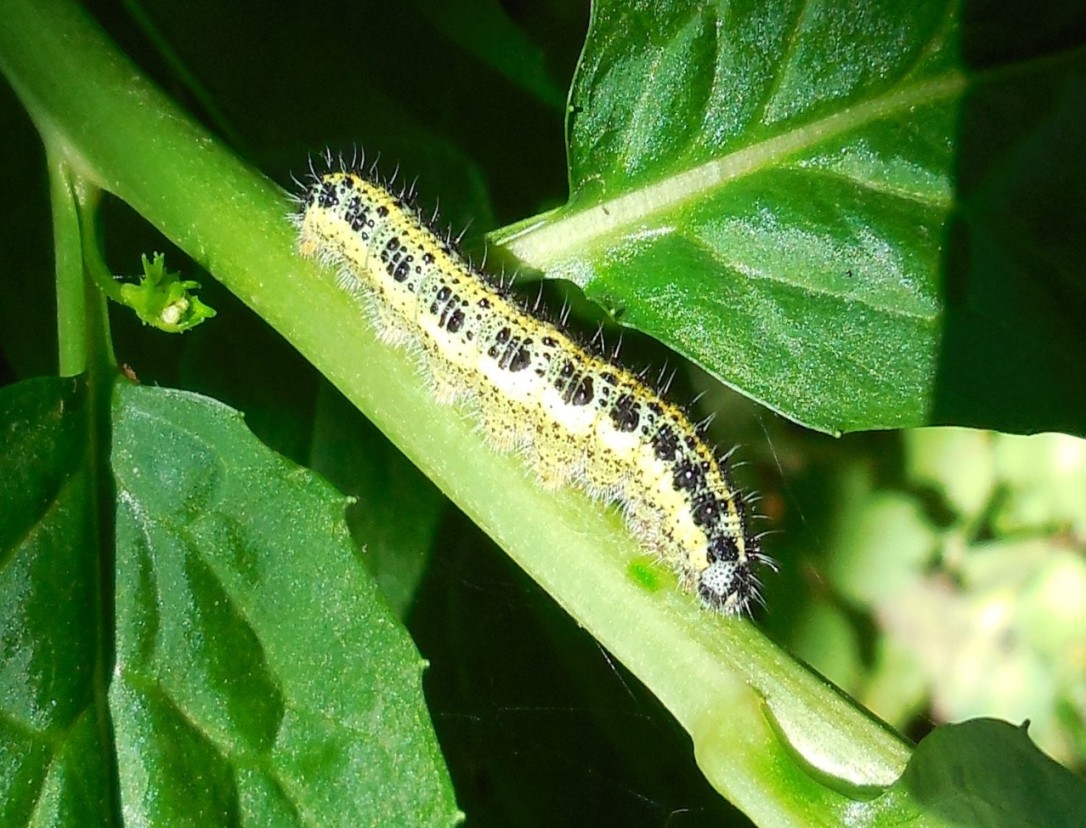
[294,162,770,614]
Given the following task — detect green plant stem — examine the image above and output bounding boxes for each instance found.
[78,206,128,309]
[0,1,913,823]
[48,149,90,376]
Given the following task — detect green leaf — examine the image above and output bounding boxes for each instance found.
[497,0,1086,437]
[0,376,113,826]
[871,719,1086,826]
[0,375,459,826]
[109,381,460,826]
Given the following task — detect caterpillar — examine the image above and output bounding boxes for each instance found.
[293,160,770,615]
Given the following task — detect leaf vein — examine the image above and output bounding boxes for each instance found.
[504,72,965,271]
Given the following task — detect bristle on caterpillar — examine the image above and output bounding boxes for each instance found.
[292,157,771,615]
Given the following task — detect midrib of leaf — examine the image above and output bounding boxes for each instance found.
[502,72,965,270]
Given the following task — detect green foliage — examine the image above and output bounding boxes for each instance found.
[1,0,1085,826]
[874,719,1086,825]
[496,0,1086,436]
[768,425,1086,774]
[0,377,459,826]
[0,377,108,825]
[507,0,958,435]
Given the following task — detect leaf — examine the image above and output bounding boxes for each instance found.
[870,719,1086,826]
[0,375,459,826]
[497,0,1086,437]
[109,381,460,826]
[0,376,113,826]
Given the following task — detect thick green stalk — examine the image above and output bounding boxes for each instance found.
[48,150,90,376]
[0,1,912,823]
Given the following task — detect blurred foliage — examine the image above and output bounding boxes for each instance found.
[750,411,1086,772]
